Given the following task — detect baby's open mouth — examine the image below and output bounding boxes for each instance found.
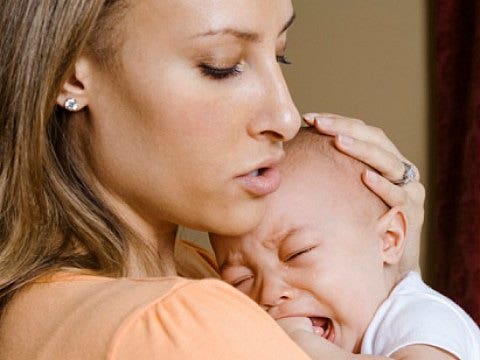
[310,317,335,343]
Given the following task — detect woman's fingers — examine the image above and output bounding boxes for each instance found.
[303,110,424,204]
[304,112,364,126]
[333,135,415,182]
[364,168,425,273]
[363,169,425,210]
[303,112,402,158]
[304,111,421,182]
[304,111,425,272]
[276,317,313,335]
[362,170,408,207]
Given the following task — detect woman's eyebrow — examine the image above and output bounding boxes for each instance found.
[191,12,296,43]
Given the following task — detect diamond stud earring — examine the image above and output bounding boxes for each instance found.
[64,98,80,112]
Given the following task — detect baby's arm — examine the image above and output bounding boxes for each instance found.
[277,318,458,360]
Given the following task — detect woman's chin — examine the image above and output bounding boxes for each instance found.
[203,200,266,237]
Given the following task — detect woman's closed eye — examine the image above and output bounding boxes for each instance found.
[276,54,291,65]
[199,54,292,80]
[199,62,244,80]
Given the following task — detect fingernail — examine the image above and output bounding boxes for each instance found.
[316,117,333,128]
[366,170,379,183]
[338,134,353,147]
[303,113,319,123]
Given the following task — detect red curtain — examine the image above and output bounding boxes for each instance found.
[435,0,480,324]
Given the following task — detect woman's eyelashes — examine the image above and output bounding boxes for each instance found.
[276,54,291,65]
[199,63,243,80]
[199,54,292,80]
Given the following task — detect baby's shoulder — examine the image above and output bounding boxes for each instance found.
[385,272,477,330]
[362,272,480,359]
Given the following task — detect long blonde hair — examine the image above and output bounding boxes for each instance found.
[0,1,134,314]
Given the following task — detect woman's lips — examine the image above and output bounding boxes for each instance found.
[236,166,281,197]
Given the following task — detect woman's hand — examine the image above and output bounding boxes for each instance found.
[276,317,349,360]
[303,113,425,271]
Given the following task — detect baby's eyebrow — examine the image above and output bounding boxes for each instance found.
[218,253,244,274]
[218,226,306,273]
[218,260,232,274]
[265,227,301,248]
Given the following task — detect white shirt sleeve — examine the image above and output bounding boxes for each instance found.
[361,272,480,360]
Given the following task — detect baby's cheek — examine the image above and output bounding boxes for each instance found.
[301,269,339,299]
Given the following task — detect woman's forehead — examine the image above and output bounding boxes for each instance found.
[125,0,294,39]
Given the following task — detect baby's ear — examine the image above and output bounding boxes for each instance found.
[377,206,407,265]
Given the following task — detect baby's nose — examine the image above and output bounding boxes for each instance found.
[258,280,294,312]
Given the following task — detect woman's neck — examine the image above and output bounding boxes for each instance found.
[126,224,178,277]
[94,182,180,277]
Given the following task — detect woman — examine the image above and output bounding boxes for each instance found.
[0,1,425,359]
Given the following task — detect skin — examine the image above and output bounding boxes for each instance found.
[212,142,456,359]
[58,0,300,273]
[212,144,406,353]
[53,0,429,356]
[56,0,425,286]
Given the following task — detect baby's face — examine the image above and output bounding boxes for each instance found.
[211,155,394,354]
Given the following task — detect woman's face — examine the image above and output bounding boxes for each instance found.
[83,0,300,235]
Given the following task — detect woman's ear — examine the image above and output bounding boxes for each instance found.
[377,206,407,265]
[56,56,92,112]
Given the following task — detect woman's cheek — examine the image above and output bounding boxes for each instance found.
[158,80,242,140]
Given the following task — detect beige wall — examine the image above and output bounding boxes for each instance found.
[180,0,432,279]
[282,0,432,277]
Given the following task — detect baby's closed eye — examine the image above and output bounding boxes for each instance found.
[231,274,254,288]
[284,246,316,262]
[221,266,254,291]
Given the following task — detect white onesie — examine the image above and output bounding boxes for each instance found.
[361,271,480,359]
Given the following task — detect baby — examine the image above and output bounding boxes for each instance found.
[210,128,480,359]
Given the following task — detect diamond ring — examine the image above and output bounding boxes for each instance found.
[392,162,417,186]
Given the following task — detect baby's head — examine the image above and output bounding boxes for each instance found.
[210,128,408,353]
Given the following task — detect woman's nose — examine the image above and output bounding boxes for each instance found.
[247,63,301,142]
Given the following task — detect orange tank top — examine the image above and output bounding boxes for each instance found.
[0,272,310,359]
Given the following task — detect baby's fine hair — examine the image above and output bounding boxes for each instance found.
[283,127,418,273]
[281,127,388,225]
[284,127,387,213]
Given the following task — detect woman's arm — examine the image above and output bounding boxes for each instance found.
[278,318,457,360]
[303,113,425,271]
